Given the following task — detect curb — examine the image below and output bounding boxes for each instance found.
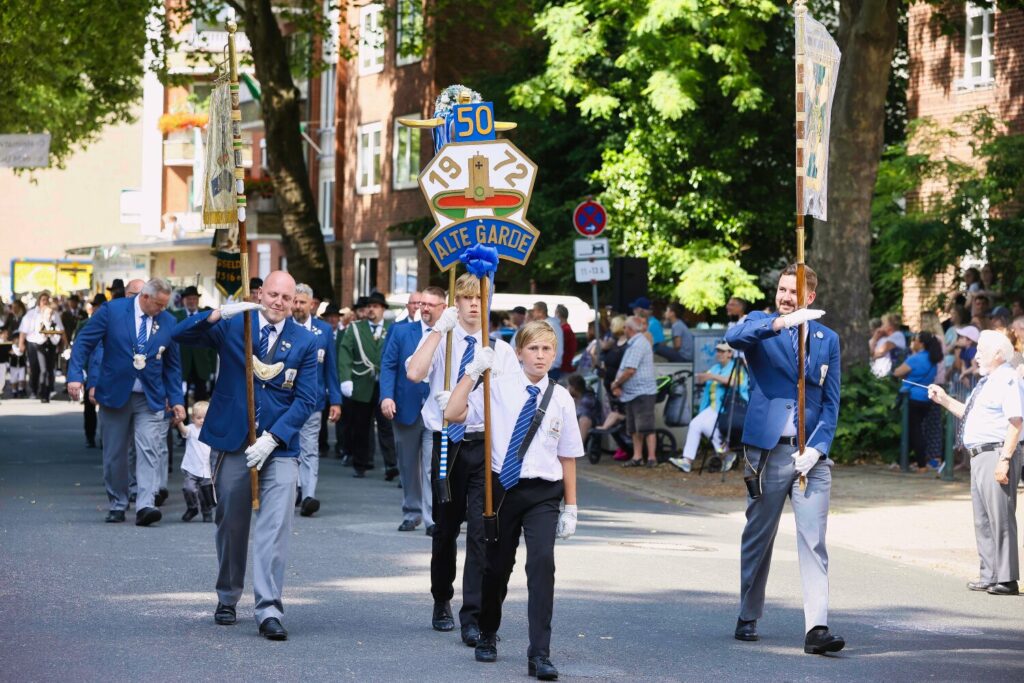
[578,466,741,516]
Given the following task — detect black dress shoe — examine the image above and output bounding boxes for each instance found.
[155,488,169,507]
[214,602,236,625]
[968,580,995,591]
[432,601,455,631]
[385,467,400,481]
[734,618,758,641]
[105,510,126,523]
[398,519,419,532]
[528,656,559,680]
[987,581,1019,595]
[202,512,213,523]
[804,625,845,654]
[300,497,320,517]
[182,507,199,522]
[352,470,365,479]
[135,507,162,526]
[475,633,497,662]
[340,454,352,467]
[259,617,288,640]
[425,524,437,537]
[461,623,481,647]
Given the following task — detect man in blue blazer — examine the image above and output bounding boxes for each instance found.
[172,270,318,641]
[724,264,845,655]
[380,287,444,534]
[68,279,185,526]
[291,283,341,517]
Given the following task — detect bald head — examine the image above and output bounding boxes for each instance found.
[126,279,146,297]
[259,270,297,323]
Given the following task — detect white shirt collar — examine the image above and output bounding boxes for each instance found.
[133,295,144,319]
[258,312,285,335]
[519,371,549,394]
[455,322,482,344]
[295,315,313,331]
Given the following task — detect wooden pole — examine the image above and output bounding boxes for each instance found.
[481,274,496,539]
[227,21,260,510]
[794,0,808,491]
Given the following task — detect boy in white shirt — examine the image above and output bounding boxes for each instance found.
[176,401,214,522]
[444,320,584,681]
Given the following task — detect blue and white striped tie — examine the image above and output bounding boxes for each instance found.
[259,324,272,360]
[447,336,477,444]
[137,314,148,349]
[499,385,541,490]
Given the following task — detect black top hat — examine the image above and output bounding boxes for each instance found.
[181,285,200,298]
[354,296,370,309]
[90,293,107,308]
[322,303,341,317]
[366,292,387,307]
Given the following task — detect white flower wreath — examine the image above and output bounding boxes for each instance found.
[433,84,482,118]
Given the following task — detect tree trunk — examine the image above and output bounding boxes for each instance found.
[811,0,899,368]
[244,0,332,298]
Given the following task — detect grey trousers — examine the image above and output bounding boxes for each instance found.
[100,394,168,511]
[183,471,213,513]
[298,411,322,500]
[213,450,298,624]
[739,443,831,632]
[392,415,434,526]
[970,448,1021,583]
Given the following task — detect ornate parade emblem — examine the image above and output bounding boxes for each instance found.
[133,353,147,370]
[252,357,284,381]
[412,94,539,271]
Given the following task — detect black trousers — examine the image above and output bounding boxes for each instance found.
[430,433,485,626]
[84,398,97,444]
[318,405,331,451]
[347,386,397,472]
[908,398,940,468]
[35,342,57,399]
[479,477,564,659]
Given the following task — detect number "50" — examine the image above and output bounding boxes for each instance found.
[453,103,495,141]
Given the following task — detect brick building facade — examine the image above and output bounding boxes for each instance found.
[902,2,1024,328]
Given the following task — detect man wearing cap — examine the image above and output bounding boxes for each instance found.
[630,296,664,345]
[291,284,341,516]
[930,330,1022,596]
[724,264,844,655]
[337,292,397,478]
[172,286,216,402]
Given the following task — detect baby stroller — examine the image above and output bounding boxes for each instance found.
[584,371,685,465]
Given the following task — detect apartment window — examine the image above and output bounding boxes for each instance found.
[393,115,422,190]
[319,64,337,160]
[319,175,335,235]
[358,3,385,75]
[964,4,995,85]
[390,245,418,294]
[355,246,379,297]
[396,0,423,66]
[357,122,383,194]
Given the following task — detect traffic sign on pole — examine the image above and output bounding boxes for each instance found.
[575,259,611,282]
[572,199,607,237]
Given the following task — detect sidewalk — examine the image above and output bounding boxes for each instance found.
[579,456,1024,581]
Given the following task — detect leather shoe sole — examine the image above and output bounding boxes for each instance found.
[804,628,845,655]
[300,497,320,517]
[968,580,994,591]
[105,510,126,523]
[475,646,497,663]
[135,507,162,527]
[259,617,288,640]
[986,582,1019,596]
[528,657,559,680]
[461,625,481,647]
[734,619,758,642]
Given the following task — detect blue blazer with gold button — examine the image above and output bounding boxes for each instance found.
[172,311,318,457]
[724,310,841,456]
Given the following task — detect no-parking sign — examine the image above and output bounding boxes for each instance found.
[572,199,607,237]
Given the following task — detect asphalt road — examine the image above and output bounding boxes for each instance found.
[1,398,1022,682]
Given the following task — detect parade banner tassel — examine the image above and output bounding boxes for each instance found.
[201,83,238,231]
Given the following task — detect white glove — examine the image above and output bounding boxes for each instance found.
[11,346,23,357]
[465,346,495,381]
[434,390,451,413]
[433,307,459,335]
[792,447,821,477]
[340,380,354,398]
[220,302,264,320]
[778,308,826,329]
[245,432,278,470]
[61,348,72,361]
[556,504,578,539]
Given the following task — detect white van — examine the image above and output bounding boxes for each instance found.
[386,291,596,334]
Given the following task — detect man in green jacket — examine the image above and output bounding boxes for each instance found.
[171,286,217,401]
[338,292,397,479]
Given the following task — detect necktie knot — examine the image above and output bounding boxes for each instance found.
[526,385,541,398]
[465,336,477,347]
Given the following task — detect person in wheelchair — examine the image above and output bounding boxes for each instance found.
[669,342,748,473]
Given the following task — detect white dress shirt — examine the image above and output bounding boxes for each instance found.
[962,363,1024,448]
[131,297,155,393]
[18,306,64,345]
[417,323,520,432]
[466,371,584,482]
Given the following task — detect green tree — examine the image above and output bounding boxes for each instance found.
[0,0,150,168]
